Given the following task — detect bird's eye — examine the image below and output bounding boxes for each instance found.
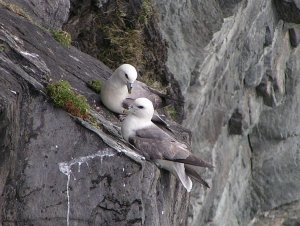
[125,73,129,79]
[137,105,144,109]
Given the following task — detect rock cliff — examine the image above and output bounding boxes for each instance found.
[0,1,188,225]
[152,0,300,225]
[1,0,300,226]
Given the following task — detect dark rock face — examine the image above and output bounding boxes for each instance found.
[0,4,189,226]
[7,0,70,29]
[289,26,300,47]
[274,0,300,23]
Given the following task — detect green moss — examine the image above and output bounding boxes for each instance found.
[100,24,144,69]
[87,80,102,94]
[139,73,166,93]
[95,0,169,92]
[164,105,177,121]
[138,0,153,25]
[96,0,154,70]
[51,30,72,47]
[47,80,90,119]
[0,44,5,52]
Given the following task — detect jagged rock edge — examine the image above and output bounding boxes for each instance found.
[75,115,145,164]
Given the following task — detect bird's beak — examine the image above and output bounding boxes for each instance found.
[127,82,133,94]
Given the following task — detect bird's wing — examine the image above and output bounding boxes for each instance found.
[185,165,210,188]
[128,81,163,109]
[122,98,134,109]
[130,126,213,168]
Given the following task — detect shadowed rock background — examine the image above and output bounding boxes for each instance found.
[0,0,300,226]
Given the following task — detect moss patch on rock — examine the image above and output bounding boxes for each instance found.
[47,80,89,119]
[164,105,178,121]
[96,1,147,69]
[51,30,72,47]
[87,80,102,94]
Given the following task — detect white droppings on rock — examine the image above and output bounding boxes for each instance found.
[58,148,115,226]
[69,55,80,62]
[9,90,17,95]
[20,51,39,58]
[78,162,82,173]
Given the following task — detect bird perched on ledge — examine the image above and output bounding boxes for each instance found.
[121,97,213,192]
[100,63,168,125]
[101,64,163,113]
[100,64,138,114]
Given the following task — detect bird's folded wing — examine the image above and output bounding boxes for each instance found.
[122,98,134,109]
[132,127,212,168]
[129,81,163,109]
[135,126,175,141]
[185,165,210,188]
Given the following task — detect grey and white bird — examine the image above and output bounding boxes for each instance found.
[100,64,167,125]
[121,97,213,192]
[101,64,138,114]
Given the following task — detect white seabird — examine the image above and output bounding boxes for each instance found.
[121,98,213,192]
[101,64,138,114]
[100,64,167,125]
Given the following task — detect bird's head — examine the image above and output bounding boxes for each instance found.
[128,98,154,120]
[115,64,137,94]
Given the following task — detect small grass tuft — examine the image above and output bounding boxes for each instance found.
[100,24,144,68]
[47,80,90,119]
[164,105,177,121]
[138,0,153,25]
[51,30,72,47]
[95,0,154,70]
[0,44,5,52]
[87,80,102,94]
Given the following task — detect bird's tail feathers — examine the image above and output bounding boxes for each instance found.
[185,165,210,188]
[155,160,192,192]
[173,162,192,192]
[175,155,214,169]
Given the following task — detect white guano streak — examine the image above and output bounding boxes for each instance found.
[58,149,115,226]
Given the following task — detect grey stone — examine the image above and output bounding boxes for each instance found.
[6,0,70,29]
[274,0,300,23]
[289,27,300,47]
[244,54,264,88]
[152,0,224,95]
[217,0,243,17]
